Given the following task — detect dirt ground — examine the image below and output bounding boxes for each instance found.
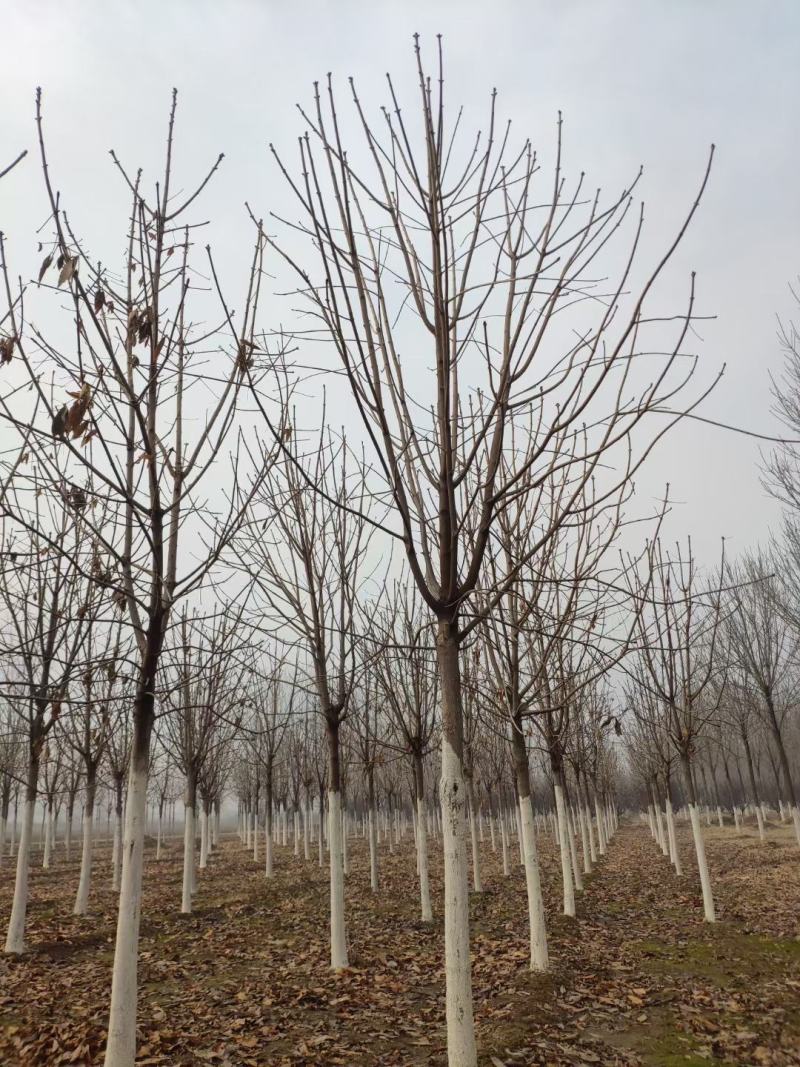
[0,815,799,1066]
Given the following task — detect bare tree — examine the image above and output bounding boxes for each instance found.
[0,92,281,1065]
[162,608,250,912]
[69,617,127,914]
[235,430,370,968]
[0,487,98,951]
[372,579,439,920]
[723,551,800,844]
[261,39,716,1066]
[628,538,725,922]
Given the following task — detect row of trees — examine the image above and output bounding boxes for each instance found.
[1,41,797,1067]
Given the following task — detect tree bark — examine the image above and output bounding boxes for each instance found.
[413,754,433,922]
[326,716,347,970]
[510,721,548,970]
[4,752,39,954]
[680,752,715,922]
[74,775,96,915]
[103,642,158,1067]
[436,623,476,1067]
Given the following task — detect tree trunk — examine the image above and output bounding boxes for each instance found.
[413,754,433,922]
[5,753,39,954]
[265,773,274,878]
[181,775,196,913]
[552,761,575,918]
[665,776,682,875]
[742,730,766,841]
[326,717,347,970]
[681,752,715,922]
[199,804,209,870]
[74,776,96,916]
[103,651,158,1067]
[367,771,379,893]
[651,783,668,856]
[466,775,482,893]
[42,802,53,869]
[112,782,124,892]
[510,721,548,970]
[437,623,476,1067]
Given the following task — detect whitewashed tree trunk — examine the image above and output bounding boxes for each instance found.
[103,755,148,1067]
[585,803,597,865]
[181,807,194,913]
[304,798,311,860]
[554,781,575,917]
[265,807,274,878]
[566,801,583,892]
[653,797,668,856]
[467,785,482,893]
[112,808,123,891]
[42,805,52,869]
[65,805,73,862]
[513,803,523,865]
[519,795,548,971]
[500,810,510,876]
[5,797,35,953]
[368,805,379,893]
[647,803,656,838]
[328,790,347,969]
[416,796,433,922]
[665,796,682,875]
[441,734,477,1067]
[578,804,591,875]
[595,795,607,854]
[199,808,209,870]
[342,808,349,876]
[688,801,715,922]
[74,803,95,915]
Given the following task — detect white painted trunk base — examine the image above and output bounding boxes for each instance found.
[328,790,348,969]
[554,783,575,917]
[519,796,548,971]
[441,739,477,1067]
[416,797,433,923]
[181,807,194,913]
[688,802,715,922]
[103,760,148,1067]
[74,809,94,915]
[5,798,34,953]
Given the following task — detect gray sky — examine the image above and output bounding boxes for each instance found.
[2,0,799,567]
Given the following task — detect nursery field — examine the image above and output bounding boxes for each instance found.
[1,821,798,1067]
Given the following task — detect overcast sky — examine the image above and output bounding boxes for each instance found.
[2,0,798,567]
